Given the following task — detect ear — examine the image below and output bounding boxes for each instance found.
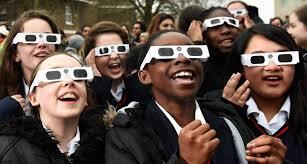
[138,69,152,85]
[28,93,40,107]
[13,52,21,62]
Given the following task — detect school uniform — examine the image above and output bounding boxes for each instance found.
[105,99,239,164]
[90,72,151,110]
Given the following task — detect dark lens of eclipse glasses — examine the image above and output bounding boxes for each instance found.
[158,48,174,56]
[278,54,293,62]
[250,56,265,64]
[46,35,57,42]
[74,69,88,78]
[117,46,126,52]
[25,35,37,42]
[187,47,203,56]
[46,71,61,80]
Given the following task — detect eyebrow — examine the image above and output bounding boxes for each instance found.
[249,49,290,54]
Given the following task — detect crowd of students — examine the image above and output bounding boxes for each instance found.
[0,1,306,163]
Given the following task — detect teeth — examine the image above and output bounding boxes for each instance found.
[173,71,192,78]
[266,77,279,80]
[59,93,77,100]
[110,63,120,67]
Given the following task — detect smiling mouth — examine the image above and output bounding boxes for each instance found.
[58,92,78,102]
[109,63,121,69]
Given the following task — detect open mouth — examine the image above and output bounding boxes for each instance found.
[220,39,233,47]
[108,62,121,69]
[172,70,196,84]
[58,92,78,102]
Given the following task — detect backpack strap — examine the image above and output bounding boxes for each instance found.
[223,117,248,164]
[0,136,22,160]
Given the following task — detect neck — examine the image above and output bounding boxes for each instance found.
[155,95,196,127]
[112,78,123,92]
[251,93,287,122]
[40,115,79,153]
[22,68,32,86]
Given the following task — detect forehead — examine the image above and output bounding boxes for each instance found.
[39,55,81,69]
[227,2,246,10]
[22,18,52,33]
[160,19,174,24]
[245,35,288,53]
[207,9,232,19]
[152,32,193,46]
[95,33,123,46]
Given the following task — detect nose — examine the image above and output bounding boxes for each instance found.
[264,61,282,72]
[174,54,192,65]
[36,41,47,49]
[62,77,75,87]
[109,51,119,59]
[219,24,232,35]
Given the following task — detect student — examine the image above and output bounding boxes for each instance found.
[105,30,239,163]
[0,54,105,163]
[84,21,150,109]
[147,13,175,36]
[223,24,306,163]
[0,10,60,115]
[197,7,241,95]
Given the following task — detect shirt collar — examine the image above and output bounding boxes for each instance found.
[110,80,125,102]
[42,123,80,156]
[155,100,206,135]
[246,96,290,118]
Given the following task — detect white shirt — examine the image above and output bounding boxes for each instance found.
[155,101,206,135]
[42,124,80,156]
[23,79,32,116]
[110,80,125,102]
[246,96,290,135]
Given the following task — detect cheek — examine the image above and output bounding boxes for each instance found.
[95,57,108,69]
[243,67,261,81]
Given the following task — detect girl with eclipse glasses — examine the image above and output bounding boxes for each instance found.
[0,54,106,163]
[84,21,151,110]
[0,10,60,117]
[223,24,305,163]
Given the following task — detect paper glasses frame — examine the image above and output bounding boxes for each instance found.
[95,44,129,56]
[29,67,94,93]
[140,45,210,70]
[202,17,239,30]
[229,9,248,17]
[13,32,61,44]
[241,51,299,67]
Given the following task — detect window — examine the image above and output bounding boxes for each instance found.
[65,5,73,25]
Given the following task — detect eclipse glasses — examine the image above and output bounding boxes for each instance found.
[13,32,61,44]
[95,44,129,56]
[140,45,210,70]
[29,67,93,93]
[203,17,239,30]
[241,51,299,67]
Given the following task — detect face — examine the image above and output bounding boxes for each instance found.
[139,32,203,101]
[29,55,87,120]
[132,23,142,36]
[204,9,240,55]
[271,19,282,27]
[82,26,91,37]
[227,2,248,29]
[243,35,295,100]
[14,18,56,81]
[159,19,175,31]
[288,13,307,49]
[95,33,127,80]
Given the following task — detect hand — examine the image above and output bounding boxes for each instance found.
[85,49,102,76]
[246,135,287,164]
[178,120,220,164]
[187,20,203,42]
[11,94,25,108]
[242,14,254,29]
[222,73,250,108]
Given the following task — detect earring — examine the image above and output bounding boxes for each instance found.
[145,81,150,84]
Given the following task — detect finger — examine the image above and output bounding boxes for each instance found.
[246,145,273,155]
[206,138,220,152]
[223,73,237,97]
[232,80,249,100]
[223,73,241,97]
[198,129,217,142]
[247,135,282,149]
[182,120,202,131]
[11,94,23,99]
[192,123,211,135]
[246,155,268,163]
